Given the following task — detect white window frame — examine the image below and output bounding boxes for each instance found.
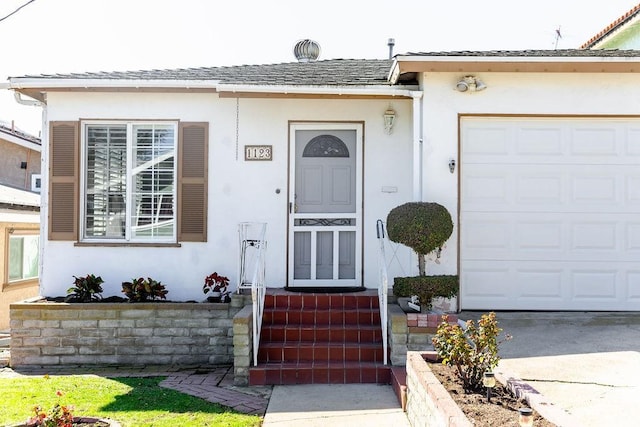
[80,121,178,243]
[6,230,39,284]
[31,174,42,193]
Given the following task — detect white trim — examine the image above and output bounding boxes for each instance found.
[393,54,640,64]
[9,78,220,89]
[8,78,421,99]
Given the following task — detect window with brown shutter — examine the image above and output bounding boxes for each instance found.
[178,122,208,242]
[49,121,79,241]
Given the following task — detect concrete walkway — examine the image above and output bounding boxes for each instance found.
[262,384,409,427]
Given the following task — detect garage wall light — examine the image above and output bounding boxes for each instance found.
[455,76,487,92]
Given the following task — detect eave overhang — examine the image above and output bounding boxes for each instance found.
[8,78,419,102]
[390,54,640,83]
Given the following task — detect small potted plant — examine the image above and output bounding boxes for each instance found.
[203,272,230,303]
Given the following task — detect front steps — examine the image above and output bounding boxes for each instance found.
[249,289,390,385]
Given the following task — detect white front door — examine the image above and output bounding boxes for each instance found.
[288,123,363,287]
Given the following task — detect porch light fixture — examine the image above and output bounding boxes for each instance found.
[483,371,496,402]
[383,106,396,134]
[455,75,486,92]
[518,407,534,427]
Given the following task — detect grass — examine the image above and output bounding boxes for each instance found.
[0,375,262,426]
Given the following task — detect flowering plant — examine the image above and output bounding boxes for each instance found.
[203,272,230,302]
[26,391,74,427]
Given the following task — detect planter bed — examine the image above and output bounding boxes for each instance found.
[405,351,580,427]
[9,296,247,367]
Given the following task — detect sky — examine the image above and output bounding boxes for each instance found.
[1,0,639,137]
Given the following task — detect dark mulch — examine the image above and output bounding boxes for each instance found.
[429,362,556,426]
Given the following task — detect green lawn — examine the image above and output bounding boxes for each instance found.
[0,375,261,426]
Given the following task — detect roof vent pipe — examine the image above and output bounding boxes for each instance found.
[294,39,320,62]
[388,38,395,59]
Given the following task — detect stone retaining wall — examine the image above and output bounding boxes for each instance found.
[387,304,458,366]
[405,351,473,427]
[9,297,247,367]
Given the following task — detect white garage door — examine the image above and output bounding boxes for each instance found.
[460,117,640,310]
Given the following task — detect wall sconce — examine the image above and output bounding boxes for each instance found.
[518,407,534,427]
[483,371,496,402]
[383,106,396,134]
[455,75,487,93]
[448,159,456,173]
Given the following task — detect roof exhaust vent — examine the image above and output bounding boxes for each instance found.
[388,38,395,59]
[294,39,320,62]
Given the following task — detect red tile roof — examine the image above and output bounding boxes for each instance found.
[581,3,640,49]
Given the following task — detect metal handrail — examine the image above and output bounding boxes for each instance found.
[249,223,267,366]
[376,219,389,365]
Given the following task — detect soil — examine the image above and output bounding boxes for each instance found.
[429,362,556,427]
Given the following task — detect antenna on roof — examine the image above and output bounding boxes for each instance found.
[388,38,395,59]
[554,26,562,49]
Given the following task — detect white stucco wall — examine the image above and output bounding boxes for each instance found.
[420,71,640,277]
[41,92,415,299]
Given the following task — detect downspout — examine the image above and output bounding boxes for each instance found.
[411,91,423,202]
[13,90,46,297]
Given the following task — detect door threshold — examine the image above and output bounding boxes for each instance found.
[285,286,367,294]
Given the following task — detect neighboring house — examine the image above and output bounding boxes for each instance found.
[0,124,41,329]
[581,3,640,48]
[0,184,40,329]
[0,121,41,192]
[6,43,640,312]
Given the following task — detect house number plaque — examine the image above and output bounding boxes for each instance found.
[245,145,273,161]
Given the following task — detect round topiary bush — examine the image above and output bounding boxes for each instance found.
[387,202,453,273]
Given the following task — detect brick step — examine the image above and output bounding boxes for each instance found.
[265,293,379,310]
[249,361,391,385]
[262,308,381,326]
[391,366,407,411]
[257,341,384,363]
[261,324,383,343]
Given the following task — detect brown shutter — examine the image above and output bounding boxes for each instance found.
[178,122,208,242]
[48,121,79,241]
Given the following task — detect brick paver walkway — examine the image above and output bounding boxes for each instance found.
[0,365,272,416]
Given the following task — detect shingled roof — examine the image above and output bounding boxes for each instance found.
[17,59,398,86]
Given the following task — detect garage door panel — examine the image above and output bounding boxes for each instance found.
[571,270,618,299]
[462,260,640,310]
[464,213,637,261]
[461,117,640,310]
[516,127,563,155]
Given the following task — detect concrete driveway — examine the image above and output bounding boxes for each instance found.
[459,311,640,427]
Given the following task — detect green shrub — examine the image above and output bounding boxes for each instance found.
[393,275,458,311]
[432,312,505,391]
[66,274,104,302]
[387,202,453,259]
[121,277,168,302]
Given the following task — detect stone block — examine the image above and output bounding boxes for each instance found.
[23,320,60,328]
[42,347,77,356]
[98,319,135,328]
[22,337,60,347]
[77,309,116,320]
[153,327,188,337]
[42,310,79,320]
[135,318,173,328]
[10,308,42,320]
[233,334,250,347]
[11,328,41,338]
[119,309,154,319]
[60,320,98,329]
[234,355,250,368]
